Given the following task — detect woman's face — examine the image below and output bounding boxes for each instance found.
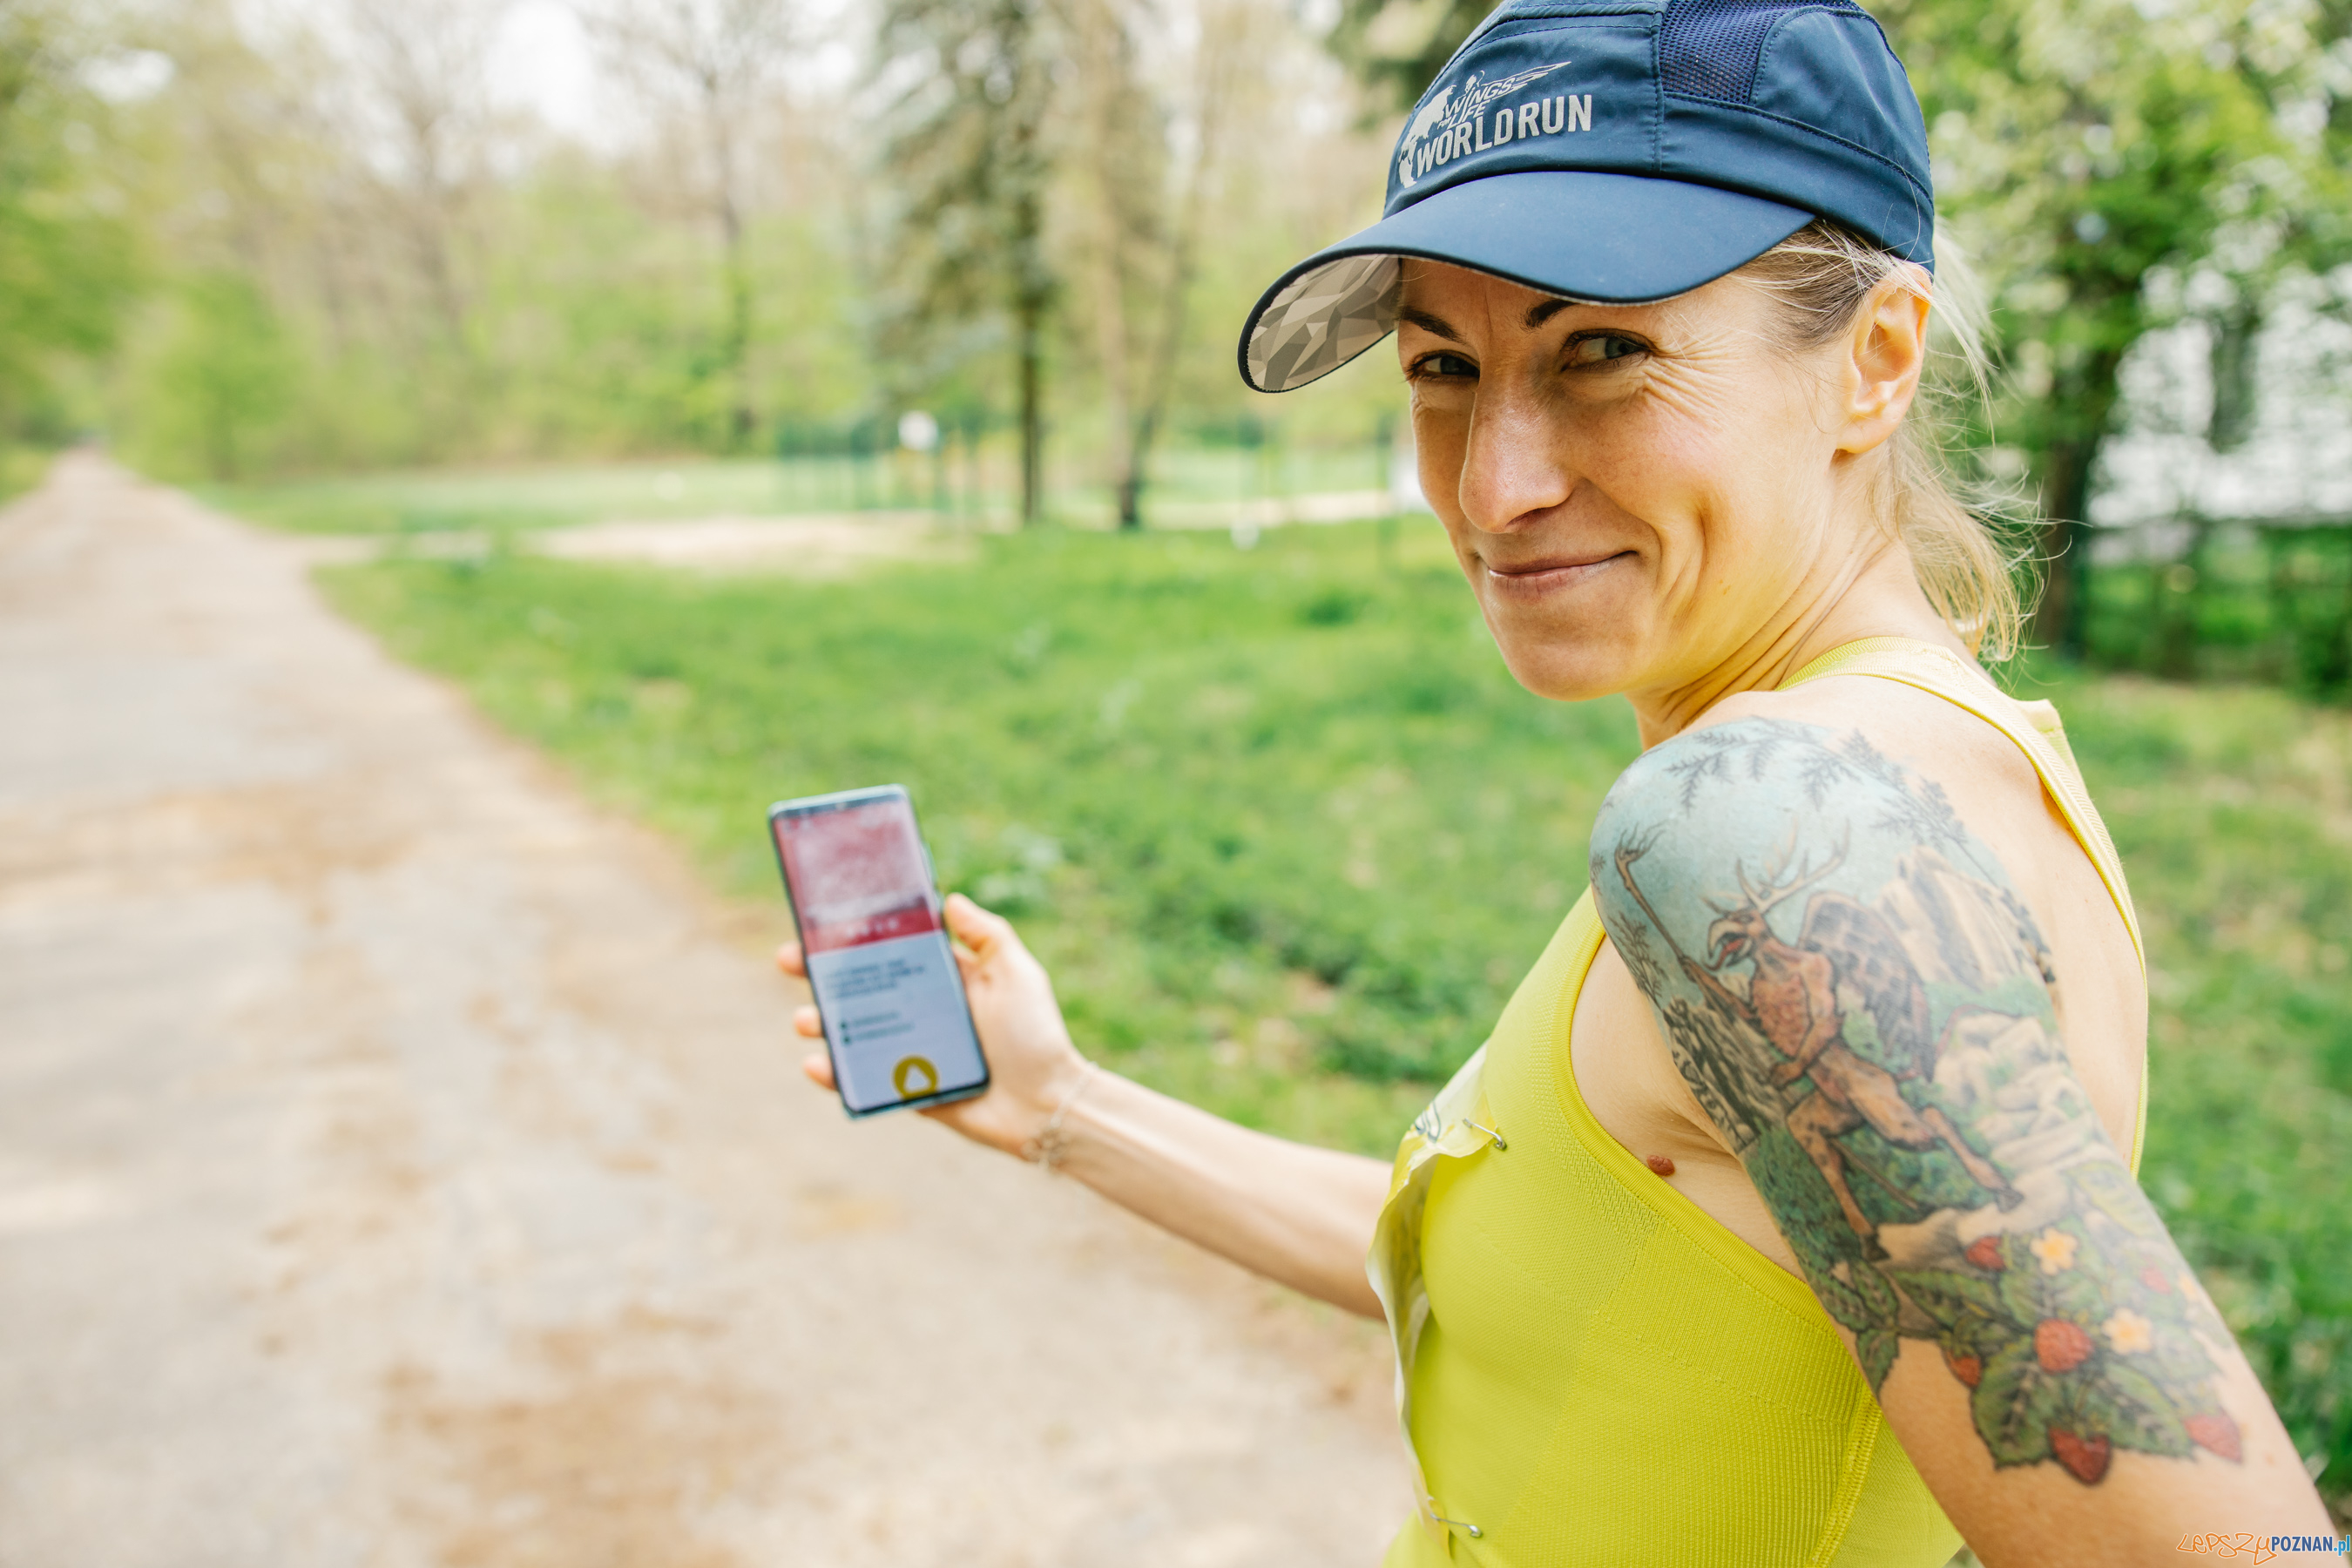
[1397,260,1892,705]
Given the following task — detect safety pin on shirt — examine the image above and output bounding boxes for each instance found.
[1428,1498,1484,1538]
[1463,1120,1506,1152]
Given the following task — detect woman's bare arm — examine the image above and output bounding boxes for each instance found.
[1591,716,2330,1564]
[781,894,1392,1319]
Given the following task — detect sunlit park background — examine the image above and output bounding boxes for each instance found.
[7,0,2352,1519]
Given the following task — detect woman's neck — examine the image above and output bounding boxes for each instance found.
[1624,539,1964,748]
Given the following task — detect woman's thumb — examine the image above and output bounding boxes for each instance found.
[943,892,1012,955]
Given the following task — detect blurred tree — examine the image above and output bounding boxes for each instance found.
[1326,0,1492,112]
[1071,0,1249,528]
[873,0,1060,524]
[124,0,465,469]
[342,0,505,366]
[105,0,864,474]
[0,1,140,444]
[147,270,297,480]
[574,0,800,449]
[1883,0,2351,657]
[1071,0,1162,527]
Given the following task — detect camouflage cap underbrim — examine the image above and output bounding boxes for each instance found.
[1242,253,1404,395]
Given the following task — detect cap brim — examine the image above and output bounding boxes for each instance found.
[1239,172,1813,394]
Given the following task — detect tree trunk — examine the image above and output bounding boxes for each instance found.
[1075,0,1140,531]
[1116,409,1152,531]
[708,93,754,449]
[2323,527,2352,694]
[1112,1,1238,531]
[722,220,754,449]
[1114,122,1208,533]
[2031,438,2097,659]
[2028,348,2127,659]
[1017,293,1044,527]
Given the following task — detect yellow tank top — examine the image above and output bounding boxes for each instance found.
[1369,639,2146,1566]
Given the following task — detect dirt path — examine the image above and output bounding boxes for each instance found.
[0,454,1405,1567]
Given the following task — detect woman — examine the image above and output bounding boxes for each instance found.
[782,0,2335,1560]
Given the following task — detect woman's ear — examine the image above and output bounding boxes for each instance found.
[1836,268,1931,456]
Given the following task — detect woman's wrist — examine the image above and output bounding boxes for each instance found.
[1017,1058,1104,1171]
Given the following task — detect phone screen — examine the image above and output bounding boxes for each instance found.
[769,787,989,1116]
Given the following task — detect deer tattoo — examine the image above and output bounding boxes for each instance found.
[1616,831,2024,1260]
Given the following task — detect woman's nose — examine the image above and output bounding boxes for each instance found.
[1453,390,1573,534]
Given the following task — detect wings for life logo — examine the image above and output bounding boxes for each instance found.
[1396,63,1593,190]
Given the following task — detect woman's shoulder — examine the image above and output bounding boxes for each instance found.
[1588,672,2064,925]
[1606,672,2048,830]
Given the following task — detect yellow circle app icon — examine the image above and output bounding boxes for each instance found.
[891,1056,938,1098]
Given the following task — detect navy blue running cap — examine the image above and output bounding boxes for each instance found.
[1239,0,1935,393]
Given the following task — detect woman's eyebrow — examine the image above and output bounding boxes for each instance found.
[1526,298,1575,328]
[1396,307,1465,342]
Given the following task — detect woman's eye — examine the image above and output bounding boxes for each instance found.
[1565,334,1647,368]
[1411,352,1478,381]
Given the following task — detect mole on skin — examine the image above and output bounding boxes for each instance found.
[1645,1154,1676,1177]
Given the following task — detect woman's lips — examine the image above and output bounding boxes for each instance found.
[1480,551,1631,599]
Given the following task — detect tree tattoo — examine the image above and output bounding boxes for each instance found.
[1592,719,2242,1487]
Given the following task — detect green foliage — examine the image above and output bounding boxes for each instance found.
[872,0,1062,520]
[1878,0,2349,647]
[2085,529,2352,700]
[130,271,299,481]
[1325,0,1498,112]
[0,3,140,441]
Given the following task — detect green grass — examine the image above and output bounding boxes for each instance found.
[309,518,2351,1508]
[199,443,1398,536]
[198,458,836,535]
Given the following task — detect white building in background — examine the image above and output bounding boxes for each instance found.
[2092,276,2352,562]
[1389,439,1430,515]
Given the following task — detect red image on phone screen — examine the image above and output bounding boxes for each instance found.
[775,799,940,954]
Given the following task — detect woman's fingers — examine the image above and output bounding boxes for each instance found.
[801,1051,835,1089]
[943,892,1015,958]
[794,1004,822,1038]
[774,941,806,978]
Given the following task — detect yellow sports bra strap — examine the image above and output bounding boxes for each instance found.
[1782,636,2149,1172]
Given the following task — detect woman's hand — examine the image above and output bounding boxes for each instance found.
[785,890,1393,1315]
[776,893,1091,1158]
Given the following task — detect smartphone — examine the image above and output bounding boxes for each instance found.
[767,785,990,1117]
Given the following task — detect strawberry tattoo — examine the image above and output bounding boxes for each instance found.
[2186,1412,2242,1463]
[2035,1318,2095,1375]
[2050,1427,2112,1484]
